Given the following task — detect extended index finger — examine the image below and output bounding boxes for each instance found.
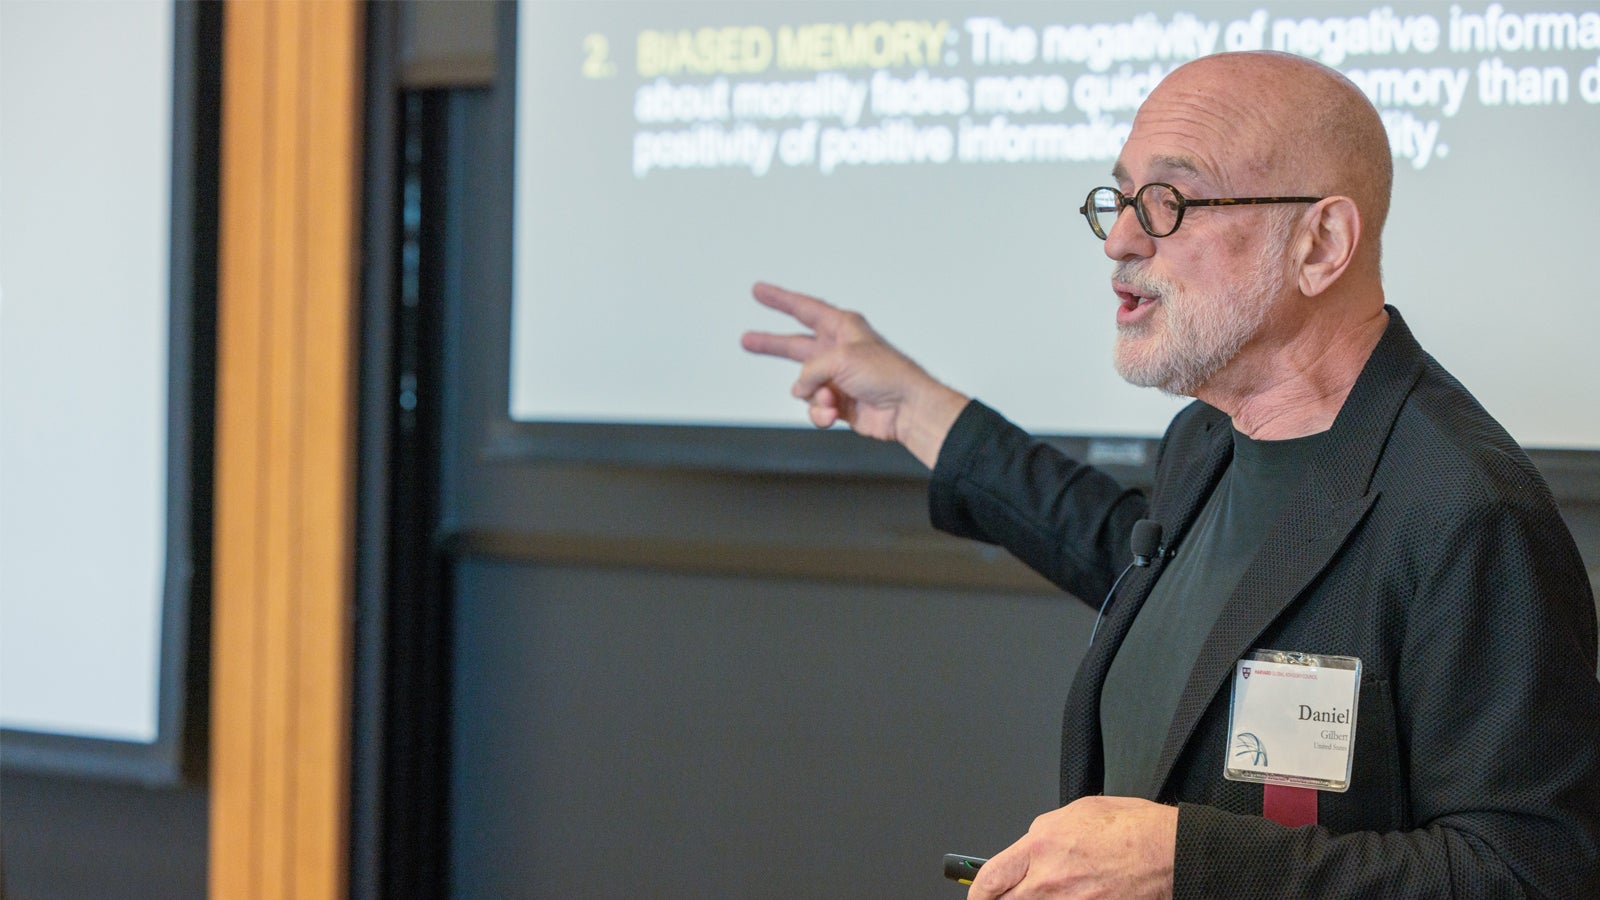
[751,281,841,331]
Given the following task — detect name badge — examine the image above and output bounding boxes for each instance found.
[1224,649,1361,792]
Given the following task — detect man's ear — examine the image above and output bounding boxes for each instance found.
[1294,196,1361,297]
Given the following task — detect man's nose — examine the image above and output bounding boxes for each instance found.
[1103,204,1155,262]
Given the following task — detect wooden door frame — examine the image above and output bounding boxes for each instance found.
[210,2,365,896]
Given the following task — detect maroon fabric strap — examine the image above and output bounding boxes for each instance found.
[1263,784,1318,827]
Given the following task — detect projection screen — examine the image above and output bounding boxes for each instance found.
[512,1,1600,449]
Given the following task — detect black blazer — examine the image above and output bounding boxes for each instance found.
[930,308,1600,897]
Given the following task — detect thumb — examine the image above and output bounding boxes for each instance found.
[967,847,1028,900]
[793,349,844,401]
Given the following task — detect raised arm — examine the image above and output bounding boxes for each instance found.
[740,282,969,468]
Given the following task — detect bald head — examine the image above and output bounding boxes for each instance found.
[1140,52,1393,273]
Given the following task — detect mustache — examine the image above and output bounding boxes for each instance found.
[1112,262,1169,297]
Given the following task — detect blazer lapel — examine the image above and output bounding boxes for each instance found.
[1091,408,1234,674]
[1061,409,1232,801]
[1146,485,1378,796]
[1145,307,1427,798]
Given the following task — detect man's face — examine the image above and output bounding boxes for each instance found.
[1110,220,1288,397]
[1102,74,1294,398]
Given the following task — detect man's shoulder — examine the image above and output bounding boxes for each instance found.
[1382,351,1554,511]
[1328,305,1555,515]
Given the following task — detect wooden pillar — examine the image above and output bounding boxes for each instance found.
[210,2,364,897]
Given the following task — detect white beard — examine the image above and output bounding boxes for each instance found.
[1111,236,1289,397]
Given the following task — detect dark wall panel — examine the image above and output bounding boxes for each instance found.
[450,560,1092,899]
[0,773,206,899]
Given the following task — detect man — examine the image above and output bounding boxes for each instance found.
[742,52,1600,897]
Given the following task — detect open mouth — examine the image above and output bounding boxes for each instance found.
[1113,280,1159,311]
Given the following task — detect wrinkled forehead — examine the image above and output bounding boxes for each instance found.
[1111,152,1209,191]
[1113,65,1283,192]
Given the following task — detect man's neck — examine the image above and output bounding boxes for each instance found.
[1202,303,1390,441]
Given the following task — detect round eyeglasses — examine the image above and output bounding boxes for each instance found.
[1079,183,1324,240]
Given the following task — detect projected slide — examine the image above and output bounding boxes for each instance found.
[513,1,1600,447]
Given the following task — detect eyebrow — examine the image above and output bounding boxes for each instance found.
[1111,154,1207,186]
[1151,154,1203,178]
